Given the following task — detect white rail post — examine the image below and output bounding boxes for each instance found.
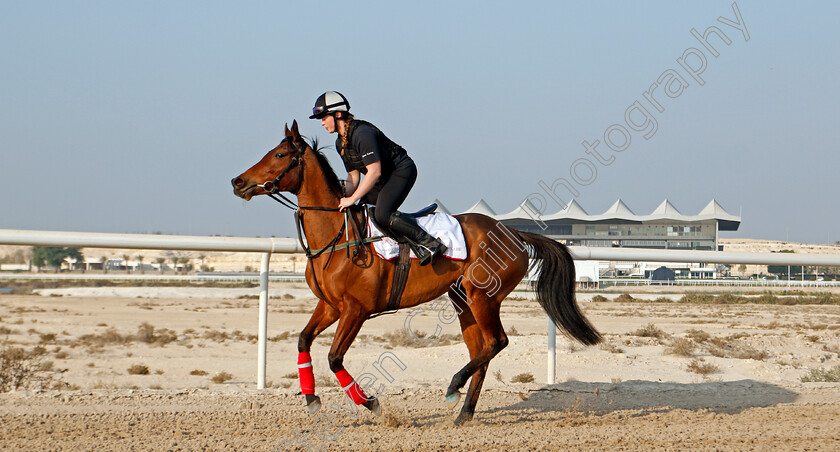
[257,252,271,389]
[547,318,556,384]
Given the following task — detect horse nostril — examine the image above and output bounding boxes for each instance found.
[232,177,244,188]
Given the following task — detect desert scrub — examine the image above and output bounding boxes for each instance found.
[203,330,230,342]
[800,365,840,382]
[190,369,208,376]
[686,329,711,343]
[381,329,460,348]
[686,358,718,376]
[680,293,718,304]
[729,346,769,361]
[127,364,150,375]
[136,322,178,346]
[0,345,55,392]
[0,326,18,335]
[614,293,635,303]
[510,373,535,383]
[630,323,668,339]
[590,295,608,302]
[269,331,291,342]
[666,337,696,357]
[678,292,840,305]
[599,341,624,354]
[211,371,233,384]
[78,328,132,345]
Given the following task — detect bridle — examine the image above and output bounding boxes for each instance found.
[258,137,308,210]
[257,137,380,306]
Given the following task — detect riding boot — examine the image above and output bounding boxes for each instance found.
[389,212,448,266]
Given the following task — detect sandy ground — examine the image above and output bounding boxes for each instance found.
[1,284,839,450]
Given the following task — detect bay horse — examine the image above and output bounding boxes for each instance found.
[231,120,601,425]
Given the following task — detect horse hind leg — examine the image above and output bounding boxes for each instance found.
[446,288,508,425]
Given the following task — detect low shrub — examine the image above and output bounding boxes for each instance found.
[127,364,150,375]
[614,293,635,303]
[666,338,696,357]
[686,358,718,376]
[510,373,534,383]
[630,323,668,339]
[800,365,840,382]
[211,371,233,384]
[1,345,54,392]
[686,329,711,343]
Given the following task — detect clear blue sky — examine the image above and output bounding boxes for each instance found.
[1,1,838,244]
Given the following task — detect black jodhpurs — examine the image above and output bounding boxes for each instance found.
[362,163,417,229]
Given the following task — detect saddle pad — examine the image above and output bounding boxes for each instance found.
[367,212,467,261]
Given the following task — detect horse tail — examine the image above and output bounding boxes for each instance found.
[513,230,601,346]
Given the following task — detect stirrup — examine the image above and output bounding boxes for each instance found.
[409,242,433,266]
[409,240,446,266]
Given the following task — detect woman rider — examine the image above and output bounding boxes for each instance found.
[309,91,446,266]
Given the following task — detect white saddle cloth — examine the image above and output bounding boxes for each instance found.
[367,212,467,261]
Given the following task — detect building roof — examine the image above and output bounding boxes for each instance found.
[459,198,741,230]
[432,198,451,215]
[462,198,496,216]
[495,199,541,220]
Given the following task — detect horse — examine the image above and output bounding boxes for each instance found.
[231,120,601,425]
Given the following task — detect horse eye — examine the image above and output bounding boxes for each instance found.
[275,152,285,159]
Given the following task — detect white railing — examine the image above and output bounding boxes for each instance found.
[3,228,840,387]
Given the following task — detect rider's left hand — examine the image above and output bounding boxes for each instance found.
[338,197,356,211]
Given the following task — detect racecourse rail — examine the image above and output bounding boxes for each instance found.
[3,228,840,387]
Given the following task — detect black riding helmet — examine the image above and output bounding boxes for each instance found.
[309,91,350,119]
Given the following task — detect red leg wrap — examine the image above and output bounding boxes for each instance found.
[334,369,368,405]
[298,352,315,395]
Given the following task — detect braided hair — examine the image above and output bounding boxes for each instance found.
[337,112,355,153]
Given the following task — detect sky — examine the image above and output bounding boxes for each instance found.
[1,1,838,244]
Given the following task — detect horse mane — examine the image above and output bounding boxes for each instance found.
[302,136,343,196]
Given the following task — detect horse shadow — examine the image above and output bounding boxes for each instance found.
[480,379,799,422]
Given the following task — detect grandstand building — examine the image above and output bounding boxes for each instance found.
[461,199,740,251]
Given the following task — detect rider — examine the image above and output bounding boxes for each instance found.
[309,91,447,266]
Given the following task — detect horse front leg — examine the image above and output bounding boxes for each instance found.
[327,301,381,416]
[297,299,339,415]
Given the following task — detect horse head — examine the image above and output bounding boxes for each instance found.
[231,120,307,201]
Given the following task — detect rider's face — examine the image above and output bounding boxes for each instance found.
[321,115,336,133]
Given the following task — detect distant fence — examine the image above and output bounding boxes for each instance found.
[3,228,840,386]
[600,278,840,288]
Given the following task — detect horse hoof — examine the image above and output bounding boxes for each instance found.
[363,398,382,416]
[305,395,321,416]
[454,412,473,426]
[445,392,461,409]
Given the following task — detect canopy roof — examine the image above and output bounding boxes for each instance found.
[460,199,741,230]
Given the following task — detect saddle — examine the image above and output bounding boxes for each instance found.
[366,203,438,233]
[364,203,438,317]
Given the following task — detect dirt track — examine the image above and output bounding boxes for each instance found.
[2,386,839,451]
[2,288,840,450]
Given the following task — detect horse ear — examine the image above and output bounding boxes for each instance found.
[290,120,301,140]
[284,123,291,137]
